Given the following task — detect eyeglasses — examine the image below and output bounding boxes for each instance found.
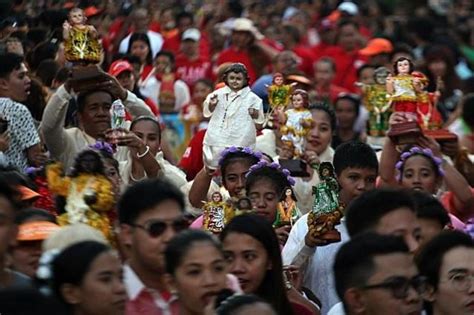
[442,273,474,292]
[131,217,188,238]
[359,275,428,299]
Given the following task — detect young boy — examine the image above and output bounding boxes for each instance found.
[282,141,379,314]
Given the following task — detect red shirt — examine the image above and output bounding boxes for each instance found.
[322,46,367,93]
[175,54,213,88]
[163,33,211,59]
[312,84,349,106]
[292,45,317,78]
[178,129,206,181]
[217,47,257,85]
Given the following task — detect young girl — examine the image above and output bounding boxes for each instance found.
[245,161,301,244]
[165,229,229,315]
[127,33,158,104]
[380,120,474,227]
[40,241,126,315]
[189,146,263,226]
[189,146,263,210]
[203,63,265,170]
[220,215,318,315]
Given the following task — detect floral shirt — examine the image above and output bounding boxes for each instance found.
[0,98,40,171]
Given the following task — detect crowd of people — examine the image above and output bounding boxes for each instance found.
[0,0,474,314]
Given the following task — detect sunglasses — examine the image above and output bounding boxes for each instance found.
[359,275,428,299]
[131,217,188,238]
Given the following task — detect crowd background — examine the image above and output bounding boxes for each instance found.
[0,0,474,315]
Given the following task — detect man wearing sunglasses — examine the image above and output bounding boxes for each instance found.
[333,233,426,315]
[416,230,474,315]
[118,178,188,315]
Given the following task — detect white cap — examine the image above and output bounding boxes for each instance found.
[182,28,201,41]
[338,1,359,15]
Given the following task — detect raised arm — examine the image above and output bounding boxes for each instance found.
[189,167,214,208]
[40,84,74,162]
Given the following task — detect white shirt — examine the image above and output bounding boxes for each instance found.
[140,78,191,112]
[124,264,177,315]
[282,215,349,315]
[119,30,164,58]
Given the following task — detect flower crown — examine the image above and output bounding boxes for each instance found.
[89,140,114,155]
[218,146,263,166]
[246,160,296,186]
[395,146,444,181]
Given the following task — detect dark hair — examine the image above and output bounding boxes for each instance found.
[0,52,23,79]
[15,207,56,224]
[308,103,336,131]
[194,78,214,90]
[398,145,443,178]
[223,63,250,88]
[245,166,293,200]
[53,67,69,86]
[36,59,60,87]
[76,89,112,113]
[28,40,59,72]
[70,149,106,177]
[461,94,474,128]
[155,50,176,67]
[416,230,474,289]
[118,178,185,224]
[393,57,414,75]
[127,32,153,65]
[333,141,378,176]
[24,77,47,121]
[335,93,361,116]
[389,43,415,62]
[175,11,194,24]
[220,150,260,179]
[51,241,111,304]
[282,24,301,43]
[0,287,66,314]
[220,215,294,315]
[345,188,416,237]
[165,229,223,275]
[411,191,450,228]
[130,115,161,142]
[356,64,375,80]
[334,233,409,309]
[216,294,274,315]
[0,174,23,212]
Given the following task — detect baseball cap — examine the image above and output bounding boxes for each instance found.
[359,38,394,56]
[84,6,102,18]
[338,1,359,15]
[17,221,60,241]
[108,60,134,77]
[18,185,40,201]
[182,28,201,41]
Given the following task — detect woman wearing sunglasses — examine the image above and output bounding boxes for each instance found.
[165,229,229,315]
[416,230,474,315]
